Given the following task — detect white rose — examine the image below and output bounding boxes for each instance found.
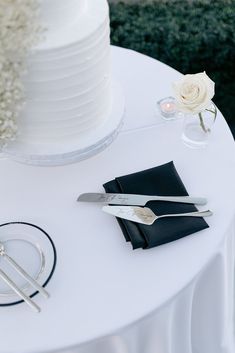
[173,72,215,114]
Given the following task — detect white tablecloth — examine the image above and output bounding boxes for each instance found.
[0,47,235,353]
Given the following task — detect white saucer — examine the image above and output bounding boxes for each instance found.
[2,81,125,166]
[0,222,56,306]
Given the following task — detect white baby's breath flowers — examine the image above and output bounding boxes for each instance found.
[0,0,42,145]
[173,72,215,114]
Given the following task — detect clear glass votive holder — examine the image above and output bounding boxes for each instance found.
[157,96,178,121]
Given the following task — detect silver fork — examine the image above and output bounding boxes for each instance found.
[0,268,41,313]
[0,241,49,312]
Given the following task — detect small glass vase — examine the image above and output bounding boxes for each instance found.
[181,102,217,148]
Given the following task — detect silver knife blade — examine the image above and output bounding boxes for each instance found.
[77,193,207,206]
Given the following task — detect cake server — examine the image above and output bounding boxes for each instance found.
[102,206,213,225]
[78,193,207,206]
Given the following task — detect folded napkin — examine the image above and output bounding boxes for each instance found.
[103,161,209,249]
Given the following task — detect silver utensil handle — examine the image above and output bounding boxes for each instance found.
[153,196,207,205]
[158,210,213,219]
[3,253,49,299]
[0,268,41,313]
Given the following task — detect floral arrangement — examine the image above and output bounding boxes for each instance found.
[173,72,217,133]
[0,0,41,145]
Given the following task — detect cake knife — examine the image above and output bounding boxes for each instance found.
[77,193,207,206]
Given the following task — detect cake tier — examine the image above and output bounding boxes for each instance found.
[18,0,112,144]
[39,0,86,31]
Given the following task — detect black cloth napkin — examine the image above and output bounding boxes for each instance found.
[103,161,209,249]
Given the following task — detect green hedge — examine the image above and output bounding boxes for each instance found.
[109,0,235,125]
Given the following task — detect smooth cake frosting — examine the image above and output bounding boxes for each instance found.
[18,0,112,144]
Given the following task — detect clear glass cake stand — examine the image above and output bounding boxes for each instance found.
[2,82,125,167]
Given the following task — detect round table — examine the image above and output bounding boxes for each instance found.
[0,46,235,353]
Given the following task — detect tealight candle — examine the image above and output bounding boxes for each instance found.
[161,102,175,113]
[157,96,178,120]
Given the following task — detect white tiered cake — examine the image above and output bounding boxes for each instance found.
[5,0,124,165]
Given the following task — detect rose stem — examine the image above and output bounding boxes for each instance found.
[199,112,208,133]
